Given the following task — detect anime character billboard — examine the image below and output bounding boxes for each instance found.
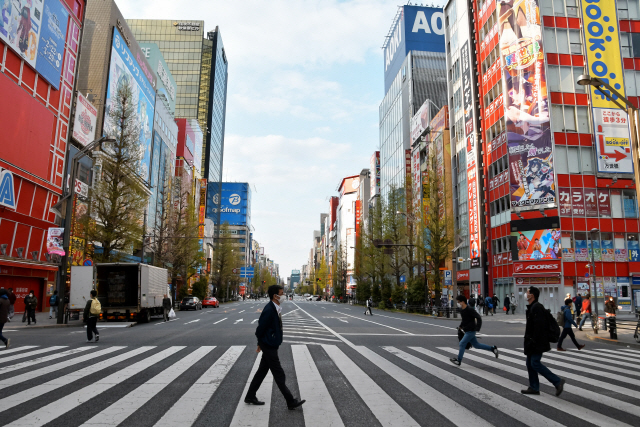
[511,228,561,261]
[497,0,556,211]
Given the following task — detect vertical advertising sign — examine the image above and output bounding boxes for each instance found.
[462,41,480,267]
[411,147,421,209]
[354,199,362,242]
[369,151,380,198]
[581,1,633,175]
[72,94,97,146]
[199,178,206,239]
[497,0,556,211]
[104,28,156,183]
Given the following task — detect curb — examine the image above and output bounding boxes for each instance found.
[585,333,640,349]
[6,323,83,330]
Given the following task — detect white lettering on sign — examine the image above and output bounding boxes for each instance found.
[412,11,445,35]
[141,47,151,58]
[157,61,175,102]
[384,20,403,71]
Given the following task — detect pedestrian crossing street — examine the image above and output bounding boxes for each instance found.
[1,344,639,426]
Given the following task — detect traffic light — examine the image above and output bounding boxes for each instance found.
[262,280,266,285]
[316,278,321,282]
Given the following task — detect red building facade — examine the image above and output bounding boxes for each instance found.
[471,0,640,314]
[0,0,86,312]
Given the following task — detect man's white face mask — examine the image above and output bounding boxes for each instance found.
[278,294,287,305]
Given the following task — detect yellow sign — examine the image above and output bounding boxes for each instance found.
[581,0,626,108]
[604,137,630,146]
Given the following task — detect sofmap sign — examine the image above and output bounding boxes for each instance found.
[383,5,445,92]
[581,0,633,175]
[205,182,250,226]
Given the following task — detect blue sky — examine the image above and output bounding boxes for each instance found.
[121,0,410,278]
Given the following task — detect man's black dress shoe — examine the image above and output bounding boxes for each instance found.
[244,396,265,405]
[287,399,306,410]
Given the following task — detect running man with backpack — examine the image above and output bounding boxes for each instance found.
[450,295,499,366]
[521,286,564,396]
[484,295,494,316]
[557,298,585,351]
[83,290,101,342]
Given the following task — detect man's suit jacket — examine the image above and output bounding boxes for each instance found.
[255,301,283,349]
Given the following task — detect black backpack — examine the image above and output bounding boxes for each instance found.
[544,306,561,343]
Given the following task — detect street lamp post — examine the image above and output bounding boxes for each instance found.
[589,227,600,334]
[577,75,640,215]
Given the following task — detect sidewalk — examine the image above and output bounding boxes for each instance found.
[4,311,84,329]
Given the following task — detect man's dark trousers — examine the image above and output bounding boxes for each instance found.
[87,317,99,340]
[247,344,294,403]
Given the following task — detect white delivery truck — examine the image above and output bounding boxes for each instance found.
[70,263,169,323]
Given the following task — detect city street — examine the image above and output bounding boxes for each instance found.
[0,300,638,427]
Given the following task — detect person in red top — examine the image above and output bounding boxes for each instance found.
[578,293,592,331]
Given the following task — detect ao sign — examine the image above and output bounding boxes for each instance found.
[384,6,446,92]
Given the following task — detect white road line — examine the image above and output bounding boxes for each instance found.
[84,324,132,328]
[353,346,491,427]
[567,349,639,363]
[0,346,125,389]
[292,345,344,427]
[213,318,227,324]
[0,347,152,411]
[387,347,562,427]
[322,345,419,427]
[0,346,67,364]
[239,310,245,314]
[185,319,200,324]
[0,347,94,375]
[434,347,631,427]
[0,346,38,356]
[285,335,341,343]
[283,340,324,345]
[281,308,301,316]
[251,319,258,324]
[8,347,184,427]
[82,347,214,427]
[285,330,335,336]
[371,312,458,330]
[439,346,640,420]
[234,319,243,324]
[155,346,244,426]
[593,349,640,361]
[334,311,413,335]
[618,348,640,355]
[541,350,640,376]
[499,348,640,389]
[291,303,354,347]
[282,325,326,330]
[229,351,273,427]
[491,349,640,401]
[339,333,455,336]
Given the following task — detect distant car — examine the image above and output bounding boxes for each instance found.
[180,296,202,311]
[202,297,219,308]
[304,293,310,297]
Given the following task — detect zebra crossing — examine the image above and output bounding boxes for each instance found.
[281,308,341,345]
[0,344,638,426]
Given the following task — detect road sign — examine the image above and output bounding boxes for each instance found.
[232,268,239,274]
[400,275,406,283]
[444,270,452,287]
[240,266,254,278]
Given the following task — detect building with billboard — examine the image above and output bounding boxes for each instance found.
[379,5,448,197]
[446,0,640,314]
[0,0,88,312]
[336,176,360,294]
[205,182,252,266]
[127,20,228,227]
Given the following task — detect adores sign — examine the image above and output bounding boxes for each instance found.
[513,261,561,276]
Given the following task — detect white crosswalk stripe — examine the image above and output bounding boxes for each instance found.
[593,348,640,361]
[157,346,244,426]
[0,344,638,427]
[0,345,38,356]
[0,346,67,364]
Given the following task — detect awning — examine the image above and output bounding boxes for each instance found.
[0,258,59,272]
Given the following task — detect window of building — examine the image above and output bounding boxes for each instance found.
[618,0,640,19]
[551,105,591,133]
[622,190,638,218]
[555,146,568,174]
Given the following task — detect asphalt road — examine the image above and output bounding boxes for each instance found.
[0,299,638,427]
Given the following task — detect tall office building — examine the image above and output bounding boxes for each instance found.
[379,5,448,197]
[127,20,228,222]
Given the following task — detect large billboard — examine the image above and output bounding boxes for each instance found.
[205,182,251,227]
[411,99,431,143]
[140,43,177,116]
[383,5,445,91]
[497,0,556,211]
[72,94,97,146]
[462,40,481,268]
[103,28,156,183]
[581,1,633,175]
[0,0,68,89]
[511,228,561,261]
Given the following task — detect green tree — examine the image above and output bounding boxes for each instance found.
[212,223,243,300]
[87,79,148,261]
[192,276,208,300]
[383,186,407,301]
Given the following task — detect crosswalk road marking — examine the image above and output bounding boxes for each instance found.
[435,347,631,427]
[453,347,640,418]
[0,345,38,356]
[323,344,420,427]
[292,345,344,427]
[214,318,227,324]
[398,347,563,427]
[0,347,152,411]
[7,347,185,427]
[353,345,491,427]
[82,346,215,427]
[0,346,67,364]
[0,344,639,426]
[230,350,273,427]
[156,346,243,426]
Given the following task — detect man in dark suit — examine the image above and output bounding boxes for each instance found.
[245,285,305,410]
